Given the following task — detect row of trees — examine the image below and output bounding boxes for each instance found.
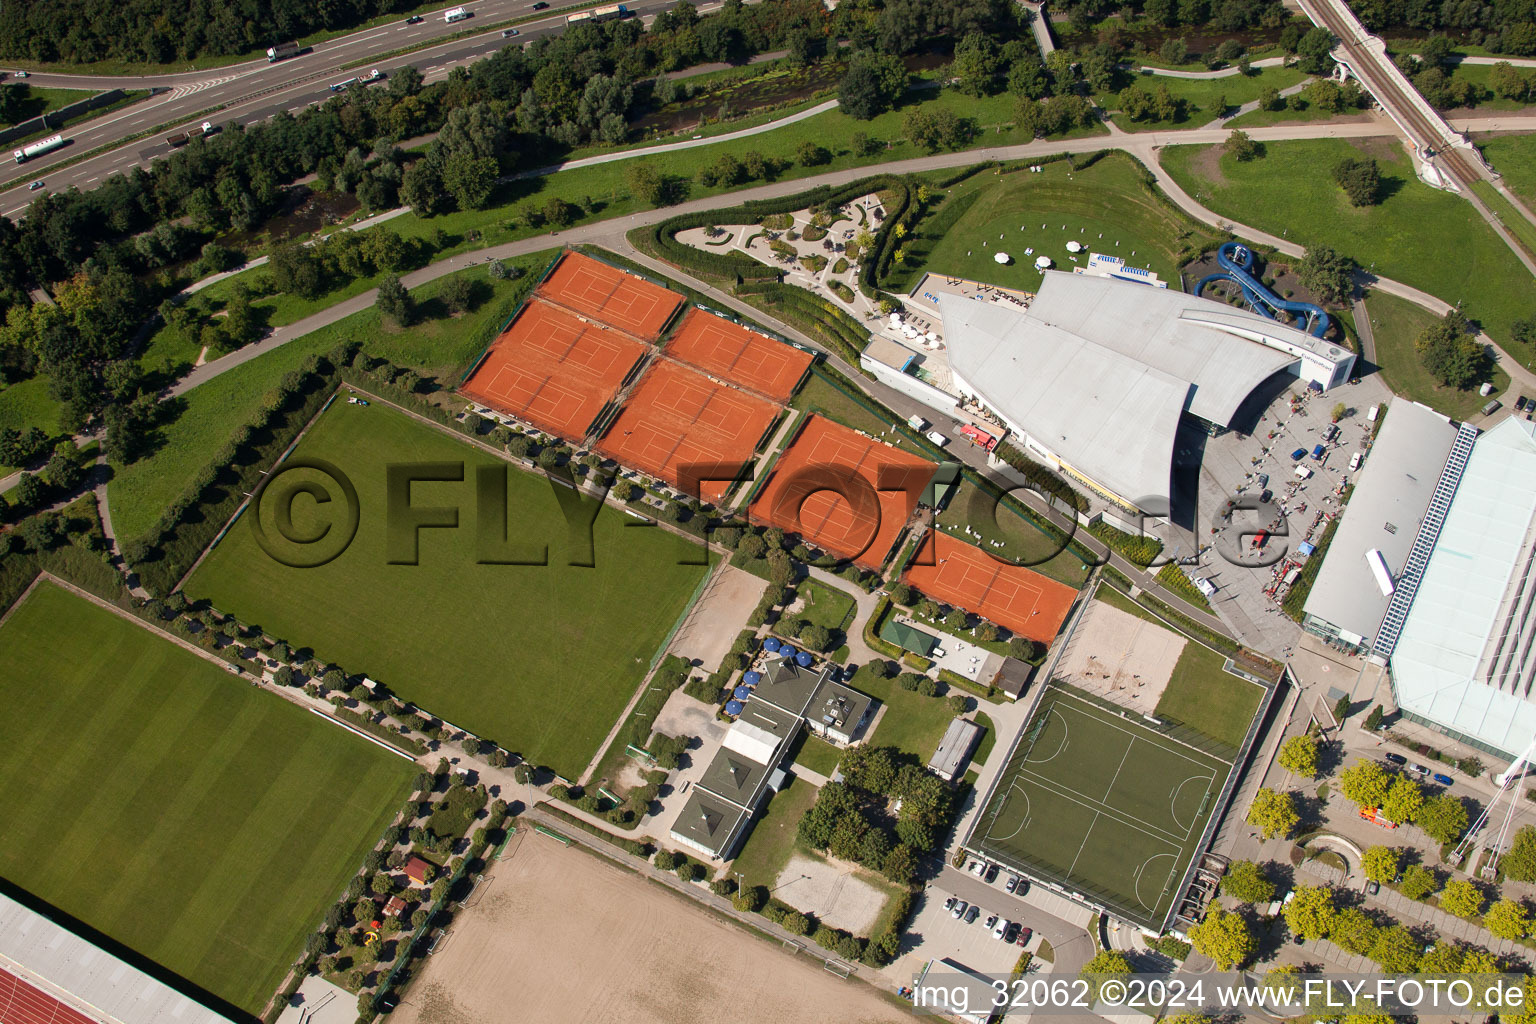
[797,744,954,880]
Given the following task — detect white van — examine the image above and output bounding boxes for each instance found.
[926,430,950,448]
[1349,452,1363,472]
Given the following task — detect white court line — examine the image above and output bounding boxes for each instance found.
[1015,766,1189,846]
[1100,738,1136,803]
[1055,689,1231,771]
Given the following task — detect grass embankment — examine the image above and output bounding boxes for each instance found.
[906,152,1215,293]
[1102,65,1308,131]
[110,254,550,541]
[1364,290,1512,420]
[1160,137,1534,352]
[0,581,416,1014]
[1480,134,1536,210]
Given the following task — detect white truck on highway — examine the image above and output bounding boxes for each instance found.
[266,41,300,62]
[13,133,64,163]
[444,6,471,22]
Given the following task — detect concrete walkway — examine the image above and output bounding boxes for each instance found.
[1132,55,1287,80]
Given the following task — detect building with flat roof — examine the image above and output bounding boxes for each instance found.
[1301,401,1459,656]
[1074,251,1168,288]
[1387,417,1536,759]
[0,892,237,1024]
[938,273,1354,510]
[929,717,983,781]
[670,657,874,859]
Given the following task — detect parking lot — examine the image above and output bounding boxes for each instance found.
[1153,371,1393,658]
[894,886,1037,983]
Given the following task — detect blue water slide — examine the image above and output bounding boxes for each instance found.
[1193,241,1330,338]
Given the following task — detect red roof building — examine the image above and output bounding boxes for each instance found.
[403,856,434,885]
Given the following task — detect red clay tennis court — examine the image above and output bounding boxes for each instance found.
[664,309,815,402]
[598,360,779,505]
[461,299,647,441]
[0,966,98,1024]
[750,415,933,571]
[538,251,683,341]
[904,531,1077,644]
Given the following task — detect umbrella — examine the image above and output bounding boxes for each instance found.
[994,252,1011,264]
[1066,240,1082,253]
[762,637,781,653]
[1035,256,1053,270]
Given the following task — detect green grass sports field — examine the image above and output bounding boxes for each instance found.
[0,581,416,1015]
[186,399,707,778]
[975,686,1232,930]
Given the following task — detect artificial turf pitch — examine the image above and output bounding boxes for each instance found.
[975,686,1232,930]
[186,399,707,779]
[0,582,417,1015]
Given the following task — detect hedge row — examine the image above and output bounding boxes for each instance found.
[733,280,868,366]
[535,802,654,858]
[993,442,1091,514]
[126,347,353,594]
[862,595,908,661]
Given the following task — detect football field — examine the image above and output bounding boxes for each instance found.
[975,686,1233,930]
[186,399,707,778]
[0,582,416,1015]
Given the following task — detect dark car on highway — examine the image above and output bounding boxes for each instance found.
[405,14,424,22]
[532,1,549,6]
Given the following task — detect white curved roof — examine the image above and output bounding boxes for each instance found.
[940,273,1330,504]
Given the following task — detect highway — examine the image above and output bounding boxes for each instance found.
[0,0,695,217]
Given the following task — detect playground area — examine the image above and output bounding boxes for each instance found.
[973,685,1233,931]
[391,837,905,1024]
[539,250,683,340]
[597,359,780,504]
[749,414,933,571]
[663,308,815,403]
[1053,594,1187,712]
[461,299,647,440]
[902,531,1078,644]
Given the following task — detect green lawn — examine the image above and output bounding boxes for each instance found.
[1,84,96,126]
[380,84,1105,261]
[1160,137,1534,349]
[1095,587,1263,752]
[1480,135,1536,210]
[910,153,1212,294]
[1365,289,1512,420]
[1225,97,1353,128]
[0,375,63,472]
[790,369,898,439]
[972,711,996,766]
[1471,179,1536,262]
[111,255,550,542]
[728,775,820,887]
[0,581,415,1015]
[792,578,856,631]
[1103,65,1308,132]
[935,478,1092,588]
[787,730,845,777]
[184,401,706,778]
[849,663,955,763]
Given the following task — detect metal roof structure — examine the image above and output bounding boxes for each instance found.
[1301,401,1459,648]
[939,273,1351,505]
[0,892,236,1024]
[880,617,940,658]
[928,717,983,781]
[1390,417,1536,758]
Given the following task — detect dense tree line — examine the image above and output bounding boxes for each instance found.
[1350,0,1536,55]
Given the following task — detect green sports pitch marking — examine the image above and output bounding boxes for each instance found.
[977,687,1234,930]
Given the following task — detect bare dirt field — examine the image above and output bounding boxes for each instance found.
[1054,597,1184,711]
[393,836,906,1024]
[774,853,889,935]
[666,564,767,672]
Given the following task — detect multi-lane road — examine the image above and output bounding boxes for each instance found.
[0,0,704,217]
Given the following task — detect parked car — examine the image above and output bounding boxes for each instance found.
[984,914,999,931]
[1323,424,1339,442]
[1005,874,1020,894]
[1434,773,1455,787]
[984,863,1000,884]
[1015,926,1033,947]
[944,896,957,912]
[968,860,986,877]
[993,917,1010,940]
[1312,444,1327,461]
[1004,921,1021,943]
[1259,489,1273,504]
[1516,395,1528,412]
[951,900,968,920]
[1366,880,1380,896]
[964,905,980,924]
[1349,451,1364,472]
[1407,762,1431,777]
[1384,752,1407,766]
